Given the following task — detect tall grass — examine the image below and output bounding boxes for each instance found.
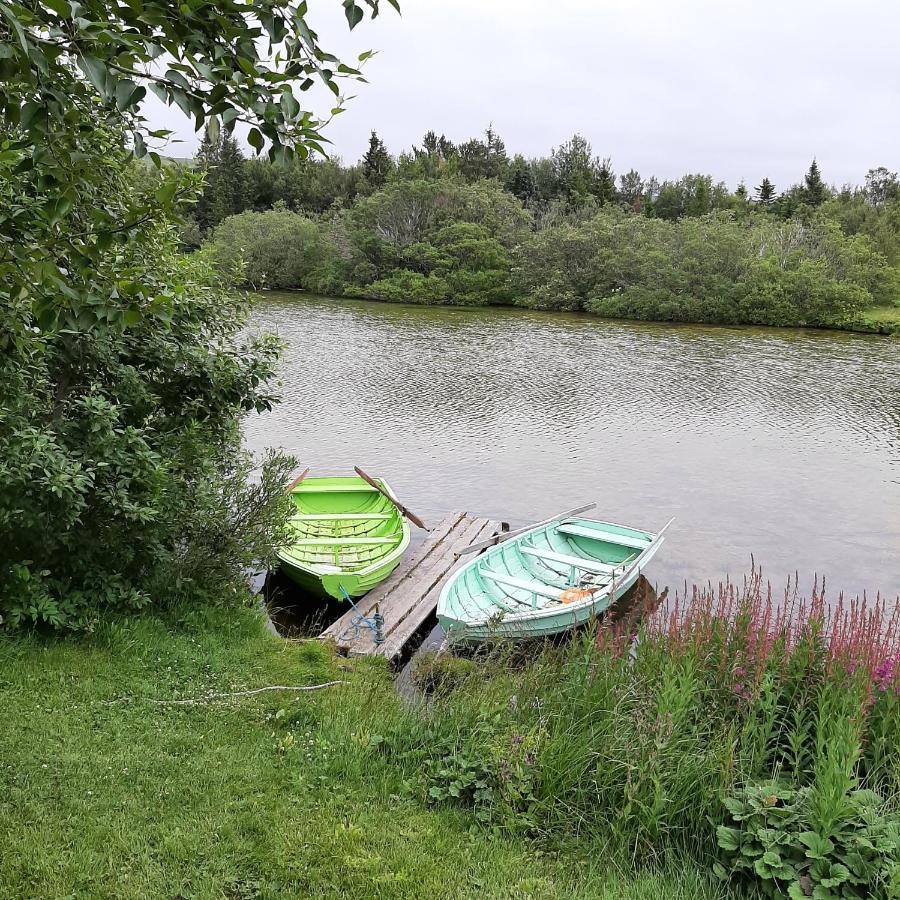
[387,572,900,889]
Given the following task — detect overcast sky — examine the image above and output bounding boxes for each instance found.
[144,0,899,190]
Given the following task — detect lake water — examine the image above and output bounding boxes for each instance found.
[244,292,900,602]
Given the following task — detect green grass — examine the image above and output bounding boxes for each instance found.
[0,605,730,899]
[866,305,900,323]
[855,305,900,333]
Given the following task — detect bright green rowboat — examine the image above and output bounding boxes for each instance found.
[277,475,410,600]
[438,514,671,644]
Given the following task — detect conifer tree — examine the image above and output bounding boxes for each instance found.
[195,129,247,231]
[803,159,827,206]
[362,131,393,186]
[506,154,535,203]
[755,177,776,205]
[595,158,617,205]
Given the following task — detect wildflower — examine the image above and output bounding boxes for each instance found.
[874,655,896,692]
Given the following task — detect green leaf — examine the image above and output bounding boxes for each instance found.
[43,0,72,16]
[280,90,300,119]
[115,79,145,111]
[78,54,109,96]
[799,832,834,859]
[716,825,741,851]
[343,1,364,29]
[155,179,176,206]
[247,128,264,154]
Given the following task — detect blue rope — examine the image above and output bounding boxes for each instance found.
[336,584,380,643]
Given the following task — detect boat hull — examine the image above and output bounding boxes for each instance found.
[276,475,410,601]
[438,515,667,645]
[278,552,404,600]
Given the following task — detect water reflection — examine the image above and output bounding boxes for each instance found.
[244,293,900,600]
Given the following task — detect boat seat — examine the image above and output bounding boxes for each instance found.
[556,523,650,550]
[294,513,392,521]
[478,568,563,600]
[291,536,399,546]
[519,544,622,574]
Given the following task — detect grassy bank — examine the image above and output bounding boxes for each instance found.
[4,574,899,899]
[0,604,727,899]
[854,305,900,334]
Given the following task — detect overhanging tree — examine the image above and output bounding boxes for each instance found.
[0,0,399,629]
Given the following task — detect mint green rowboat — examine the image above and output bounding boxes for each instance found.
[277,475,411,600]
[438,512,672,644]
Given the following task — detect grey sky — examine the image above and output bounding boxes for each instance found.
[145,0,899,190]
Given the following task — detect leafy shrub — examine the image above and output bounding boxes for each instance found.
[201,205,336,291]
[0,116,293,631]
[364,270,451,304]
[516,209,887,326]
[715,781,900,899]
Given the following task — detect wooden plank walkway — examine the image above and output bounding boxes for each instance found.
[319,511,508,661]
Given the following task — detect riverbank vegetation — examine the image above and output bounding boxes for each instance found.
[3,576,898,898]
[191,131,900,331]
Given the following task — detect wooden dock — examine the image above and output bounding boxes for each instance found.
[319,511,508,661]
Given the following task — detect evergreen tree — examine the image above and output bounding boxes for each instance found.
[755,177,776,205]
[735,181,748,201]
[458,126,509,182]
[803,158,827,206]
[618,169,645,211]
[595,158,617,205]
[195,128,247,232]
[484,125,509,179]
[506,154,535,203]
[553,133,597,204]
[362,130,393,186]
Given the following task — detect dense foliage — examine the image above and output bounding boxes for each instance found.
[0,0,397,629]
[0,117,293,630]
[195,129,900,329]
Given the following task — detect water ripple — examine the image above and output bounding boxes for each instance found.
[245,294,900,601]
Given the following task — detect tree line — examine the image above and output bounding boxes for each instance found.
[189,128,900,329]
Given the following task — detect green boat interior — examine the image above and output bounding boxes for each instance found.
[281,477,406,573]
[445,519,653,620]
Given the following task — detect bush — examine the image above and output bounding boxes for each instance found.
[516,209,886,325]
[0,119,293,631]
[364,269,451,304]
[201,205,336,291]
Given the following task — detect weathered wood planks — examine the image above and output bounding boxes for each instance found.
[319,511,507,661]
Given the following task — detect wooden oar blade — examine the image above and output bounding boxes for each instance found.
[285,467,310,493]
[354,466,428,531]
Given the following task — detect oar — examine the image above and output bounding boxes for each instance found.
[353,466,428,531]
[284,467,310,493]
[456,503,597,559]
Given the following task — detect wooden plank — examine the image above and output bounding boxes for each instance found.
[337,515,491,657]
[375,517,505,660]
[365,515,495,642]
[319,511,465,646]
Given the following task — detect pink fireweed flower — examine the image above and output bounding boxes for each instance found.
[874,655,897,692]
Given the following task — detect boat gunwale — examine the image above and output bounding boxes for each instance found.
[276,476,411,579]
[439,519,664,627]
